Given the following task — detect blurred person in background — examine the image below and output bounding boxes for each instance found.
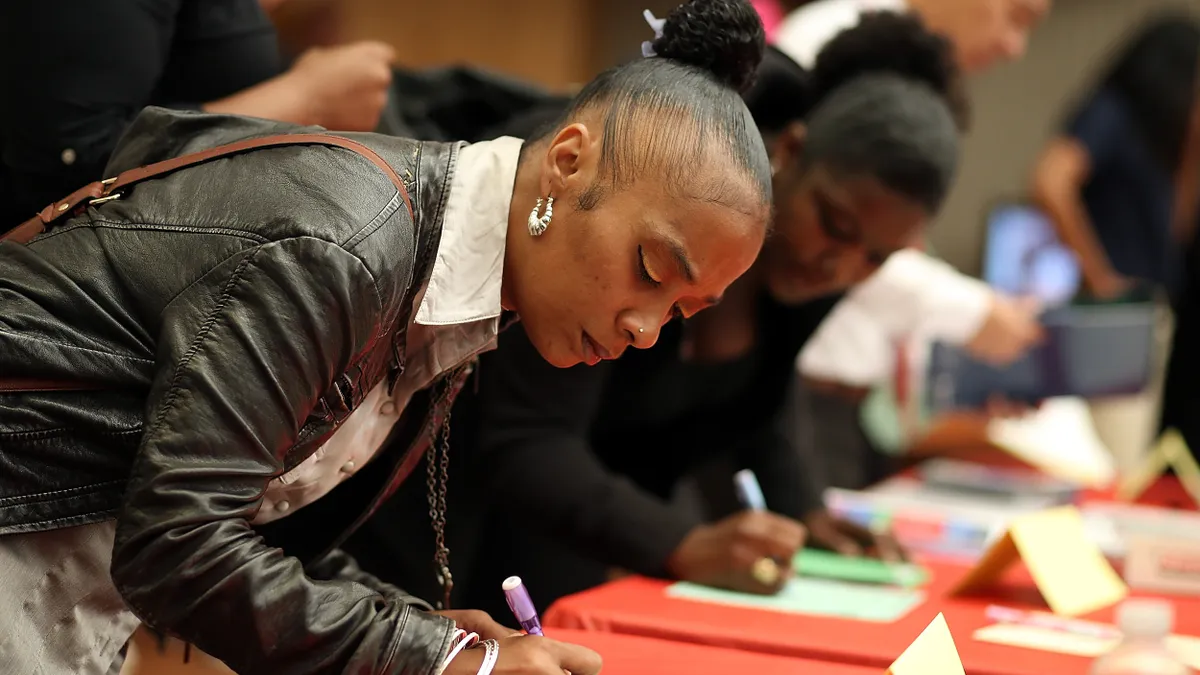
[778,0,1048,73]
[0,0,395,231]
[768,0,1050,491]
[777,0,1051,378]
[751,0,815,42]
[796,292,1041,492]
[1032,13,1199,303]
[0,0,775,671]
[1031,12,1200,460]
[344,11,967,618]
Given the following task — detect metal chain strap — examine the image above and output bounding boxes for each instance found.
[426,362,470,610]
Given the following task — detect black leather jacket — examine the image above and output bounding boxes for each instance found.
[0,107,466,674]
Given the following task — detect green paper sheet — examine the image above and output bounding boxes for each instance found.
[666,577,924,622]
[795,548,930,588]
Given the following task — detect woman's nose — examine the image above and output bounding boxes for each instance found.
[617,312,661,350]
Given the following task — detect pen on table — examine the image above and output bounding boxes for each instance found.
[503,576,544,637]
[734,469,767,511]
[985,605,1121,640]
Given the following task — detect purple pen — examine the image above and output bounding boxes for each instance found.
[503,576,544,636]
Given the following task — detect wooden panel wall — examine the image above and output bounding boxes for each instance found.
[339,0,605,89]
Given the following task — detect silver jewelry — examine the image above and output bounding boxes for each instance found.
[476,639,500,675]
[638,327,645,334]
[527,196,553,236]
[438,629,480,675]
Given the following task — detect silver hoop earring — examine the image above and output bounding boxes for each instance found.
[527,196,554,236]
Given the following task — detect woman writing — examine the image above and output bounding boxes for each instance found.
[0,2,770,673]
[345,11,967,613]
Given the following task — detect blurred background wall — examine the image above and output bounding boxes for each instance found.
[936,0,1200,274]
[282,0,1200,274]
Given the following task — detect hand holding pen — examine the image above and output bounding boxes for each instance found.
[504,576,544,636]
[437,581,601,675]
[664,470,806,595]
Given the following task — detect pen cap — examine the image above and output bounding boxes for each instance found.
[734,469,767,511]
[503,576,537,622]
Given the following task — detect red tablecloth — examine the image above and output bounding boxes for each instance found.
[545,478,1200,675]
[552,628,878,674]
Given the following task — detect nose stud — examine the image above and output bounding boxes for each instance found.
[638,327,645,334]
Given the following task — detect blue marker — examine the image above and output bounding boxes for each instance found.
[734,469,767,511]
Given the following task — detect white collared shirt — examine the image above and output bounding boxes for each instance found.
[798,250,992,386]
[253,136,523,524]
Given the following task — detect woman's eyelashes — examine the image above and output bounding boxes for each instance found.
[637,245,660,285]
[638,245,685,321]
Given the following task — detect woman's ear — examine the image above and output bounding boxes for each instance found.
[543,122,594,195]
[770,121,807,176]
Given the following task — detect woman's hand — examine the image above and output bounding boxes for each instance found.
[965,294,1043,366]
[802,509,906,562]
[667,510,806,595]
[442,635,603,675]
[203,40,394,131]
[1086,270,1135,300]
[435,609,521,641]
[285,41,396,131]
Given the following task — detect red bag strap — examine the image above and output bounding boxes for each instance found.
[1,133,416,393]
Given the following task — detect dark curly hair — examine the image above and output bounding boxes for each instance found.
[532,0,772,214]
[751,11,965,215]
[809,11,969,131]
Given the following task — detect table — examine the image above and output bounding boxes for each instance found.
[545,477,1200,675]
[119,624,875,675]
[547,564,1200,675]
[556,629,879,674]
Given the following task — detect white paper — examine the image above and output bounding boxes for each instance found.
[987,397,1116,488]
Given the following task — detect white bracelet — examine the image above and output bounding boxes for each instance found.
[476,639,500,675]
[437,628,479,675]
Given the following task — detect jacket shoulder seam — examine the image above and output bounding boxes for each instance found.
[36,219,271,244]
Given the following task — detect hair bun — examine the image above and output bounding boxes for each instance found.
[652,0,766,93]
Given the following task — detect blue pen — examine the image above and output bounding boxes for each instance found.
[735,469,789,586]
[502,576,544,636]
[734,469,767,511]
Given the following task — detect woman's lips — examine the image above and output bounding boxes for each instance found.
[582,331,613,364]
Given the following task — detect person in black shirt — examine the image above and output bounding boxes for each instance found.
[343,12,968,616]
[0,0,395,230]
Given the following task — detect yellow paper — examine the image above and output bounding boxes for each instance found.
[886,613,965,675]
[1163,431,1200,507]
[951,527,1020,597]
[952,506,1127,617]
[1118,429,1200,507]
[1166,634,1200,670]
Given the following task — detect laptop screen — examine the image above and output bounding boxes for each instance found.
[981,202,1080,307]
